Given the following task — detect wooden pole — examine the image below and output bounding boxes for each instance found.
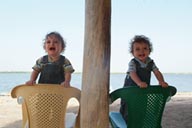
[81,0,111,127]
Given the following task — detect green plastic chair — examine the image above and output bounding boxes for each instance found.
[109,85,177,128]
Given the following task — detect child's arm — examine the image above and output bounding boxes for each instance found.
[26,70,39,85]
[130,71,148,88]
[153,70,168,87]
[61,72,71,87]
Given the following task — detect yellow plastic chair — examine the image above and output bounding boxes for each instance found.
[11,84,81,128]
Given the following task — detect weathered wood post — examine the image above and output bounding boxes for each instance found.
[81,0,111,127]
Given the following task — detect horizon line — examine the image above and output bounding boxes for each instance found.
[0,71,191,74]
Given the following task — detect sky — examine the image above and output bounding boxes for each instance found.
[0,0,192,73]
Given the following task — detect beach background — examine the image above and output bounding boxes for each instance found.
[0,72,192,128]
[1,1,192,127]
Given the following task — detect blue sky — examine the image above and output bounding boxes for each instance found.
[0,0,192,73]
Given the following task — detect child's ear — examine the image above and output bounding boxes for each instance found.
[43,43,46,50]
[60,47,65,53]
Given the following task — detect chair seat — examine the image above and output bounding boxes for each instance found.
[109,112,127,128]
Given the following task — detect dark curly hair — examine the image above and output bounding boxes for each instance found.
[129,35,153,53]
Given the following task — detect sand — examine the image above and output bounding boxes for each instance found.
[0,92,192,128]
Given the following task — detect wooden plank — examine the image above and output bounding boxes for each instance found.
[81,0,111,127]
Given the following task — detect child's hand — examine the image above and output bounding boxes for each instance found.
[61,81,70,87]
[25,80,36,85]
[160,81,168,88]
[138,82,148,88]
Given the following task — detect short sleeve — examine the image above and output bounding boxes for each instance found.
[63,58,75,73]
[32,57,43,72]
[152,60,159,71]
[128,60,136,72]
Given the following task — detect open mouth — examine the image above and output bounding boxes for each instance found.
[49,47,56,51]
[139,54,145,57]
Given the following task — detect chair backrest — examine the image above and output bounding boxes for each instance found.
[11,84,81,128]
[110,85,177,128]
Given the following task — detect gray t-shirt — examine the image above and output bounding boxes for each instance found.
[127,57,159,73]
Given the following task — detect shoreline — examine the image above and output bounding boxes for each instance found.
[0,71,192,74]
[1,93,192,128]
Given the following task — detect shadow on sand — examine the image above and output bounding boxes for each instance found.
[3,102,192,128]
[162,100,192,128]
[3,120,22,128]
[3,106,80,128]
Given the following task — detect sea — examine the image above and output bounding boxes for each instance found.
[0,72,192,95]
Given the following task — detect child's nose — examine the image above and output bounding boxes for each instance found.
[50,42,54,45]
[139,49,144,53]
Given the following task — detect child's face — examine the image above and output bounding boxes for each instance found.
[44,35,63,57]
[132,42,150,62]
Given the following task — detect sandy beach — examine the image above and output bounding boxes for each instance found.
[0,92,192,128]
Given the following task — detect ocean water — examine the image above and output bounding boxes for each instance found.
[0,72,191,95]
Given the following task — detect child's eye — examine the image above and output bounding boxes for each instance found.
[46,41,50,44]
[53,41,59,44]
[135,48,140,51]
